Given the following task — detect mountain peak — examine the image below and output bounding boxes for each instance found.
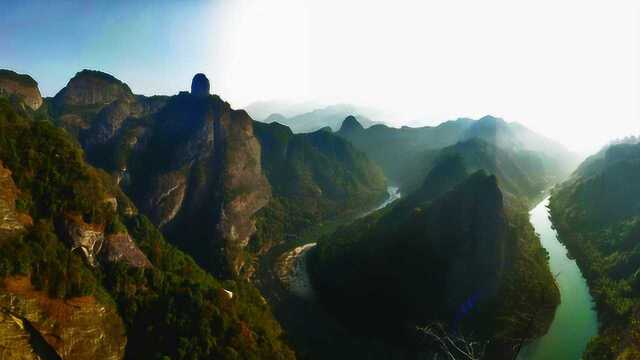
[339,115,364,133]
[0,69,42,110]
[54,69,133,107]
[478,115,504,123]
[191,73,210,97]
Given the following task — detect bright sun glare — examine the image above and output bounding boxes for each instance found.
[212,0,640,155]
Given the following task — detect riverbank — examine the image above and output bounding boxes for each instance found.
[519,198,598,359]
[253,186,408,358]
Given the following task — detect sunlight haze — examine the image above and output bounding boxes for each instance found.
[215,0,640,155]
[3,0,639,154]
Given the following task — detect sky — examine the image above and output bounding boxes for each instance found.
[2,0,640,154]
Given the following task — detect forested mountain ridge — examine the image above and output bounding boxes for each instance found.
[0,96,295,359]
[254,121,386,220]
[550,140,640,359]
[259,103,380,133]
[29,69,388,281]
[309,158,560,358]
[337,115,579,203]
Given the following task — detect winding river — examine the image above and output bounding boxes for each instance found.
[279,186,402,299]
[519,198,598,359]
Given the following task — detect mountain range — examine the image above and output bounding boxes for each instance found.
[0,68,582,359]
[337,114,580,206]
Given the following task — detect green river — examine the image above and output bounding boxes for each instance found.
[519,198,598,359]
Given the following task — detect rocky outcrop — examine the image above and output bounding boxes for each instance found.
[217,109,271,275]
[0,161,32,240]
[49,71,271,278]
[0,276,126,360]
[0,69,43,110]
[53,70,134,107]
[101,233,152,268]
[118,77,271,278]
[147,171,188,227]
[191,73,210,98]
[64,215,105,267]
[51,70,168,148]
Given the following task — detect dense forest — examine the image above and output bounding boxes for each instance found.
[309,157,560,359]
[550,140,640,359]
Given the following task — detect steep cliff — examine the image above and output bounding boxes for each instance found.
[50,69,168,148]
[0,277,126,360]
[0,161,31,240]
[0,69,43,111]
[93,74,272,278]
[0,96,295,359]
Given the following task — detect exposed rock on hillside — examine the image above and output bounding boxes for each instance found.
[217,109,271,274]
[51,70,168,148]
[0,277,126,360]
[64,215,105,267]
[107,79,271,278]
[102,233,152,268]
[0,161,32,239]
[0,69,43,110]
[53,69,134,107]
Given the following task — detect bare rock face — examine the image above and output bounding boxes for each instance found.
[64,215,105,267]
[0,276,126,360]
[53,69,134,107]
[0,161,32,240]
[52,70,169,150]
[101,233,152,268]
[147,171,188,227]
[217,109,271,276]
[122,88,271,278]
[0,69,43,110]
[191,73,210,97]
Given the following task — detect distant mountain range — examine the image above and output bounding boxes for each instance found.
[337,114,580,206]
[248,101,383,133]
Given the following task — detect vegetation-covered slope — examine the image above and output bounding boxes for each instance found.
[550,140,640,359]
[337,115,578,200]
[254,121,386,220]
[0,97,294,359]
[47,70,390,281]
[309,157,559,358]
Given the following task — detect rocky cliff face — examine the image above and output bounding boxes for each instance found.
[0,69,43,110]
[103,74,272,278]
[51,70,168,148]
[216,109,271,275]
[0,277,126,360]
[101,233,152,268]
[64,215,105,267]
[0,161,32,240]
[53,70,134,107]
